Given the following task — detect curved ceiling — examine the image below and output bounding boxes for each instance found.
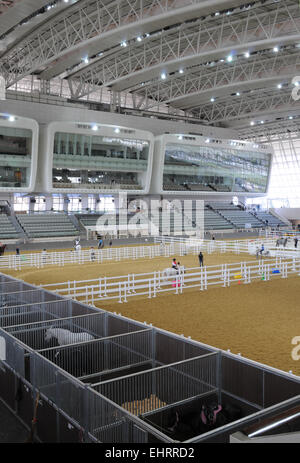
[1,0,300,141]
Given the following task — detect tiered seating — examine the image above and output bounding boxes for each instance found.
[220,210,263,229]
[0,214,19,239]
[17,214,79,238]
[54,182,142,190]
[203,209,233,230]
[207,202,239,210]
[163,182,187,191]
[79,214,102,227]
[207,202,263,229]
[254,211,286,227]
[212,185,231,192]
[187,184,213,191]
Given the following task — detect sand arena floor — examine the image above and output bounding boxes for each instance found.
[2,246,300,377]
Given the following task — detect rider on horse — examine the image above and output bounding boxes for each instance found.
[172,258,178,271]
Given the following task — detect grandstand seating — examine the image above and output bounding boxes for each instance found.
[163,182,187,191]
[16,213,79,238]
[216,208,264,229]
[187,184,213,191]
[0,214,20,239]
[203,209,233,230]
[75,203,287,237]
[253,211,287,227]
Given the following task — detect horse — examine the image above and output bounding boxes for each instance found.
[45,327,95,346]
[162,267,178,281]
[166,401,242,440]
[0,244,6,256]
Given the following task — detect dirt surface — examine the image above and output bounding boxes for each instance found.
[99,276,300,376]
[2,252,256,285]
[3,248,300,377]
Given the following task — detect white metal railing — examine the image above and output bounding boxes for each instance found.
[0,243,175,270]
[42,256,300,304]
[2,237,299,270]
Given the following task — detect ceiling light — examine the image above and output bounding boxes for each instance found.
[83,56,89,64]
[273,46,279,53]
[179,68,184,74]
[289,116,293,120]
[120,41,127,47]
[244,51,250,58]
[236,92,240,96]
[226,55,233,63]
[250,121,255,126]
[215,12,220,16]
[161,72,167,80]
[178,135,183,140]
[261,120,264,124]
[91,124,98,131]
[8,116,15,122]
[136,36,142,42]
[205,138,210,143]
[114,128,120,133]
[277,83,282,89]
[210,97,215,102]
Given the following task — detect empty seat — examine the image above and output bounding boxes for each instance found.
[17,213,79,238]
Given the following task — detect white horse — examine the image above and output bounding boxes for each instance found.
[75,243,81,251]
[162,267,178,281]
[45,327,94,346]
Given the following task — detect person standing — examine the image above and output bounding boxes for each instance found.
[90,247,96,262]
[198,252,204,267]
[295,237,298,249]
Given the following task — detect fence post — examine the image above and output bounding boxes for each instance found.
[104,276,107,297]
[200,267,203,291]
[123,281,127,303]
[153,275,157,298]
[118,282,123,303]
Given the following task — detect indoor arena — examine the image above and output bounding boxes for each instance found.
[0,0,300,447]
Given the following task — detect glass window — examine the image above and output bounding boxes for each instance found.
[163,142,271,193]
[52,194,64,212]
[14,194,29,212]
[267,138,300,204]
[34,196,46,212]
[0,126,33,188]
[52,132,149,190]
[68,195,82,212]
[88,195,96,211]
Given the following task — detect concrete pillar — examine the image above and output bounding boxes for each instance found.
[81,194,89,212]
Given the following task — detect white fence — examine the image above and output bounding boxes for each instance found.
[42,256,300,304]
[1,237,298,271]
[0,244,175,270]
